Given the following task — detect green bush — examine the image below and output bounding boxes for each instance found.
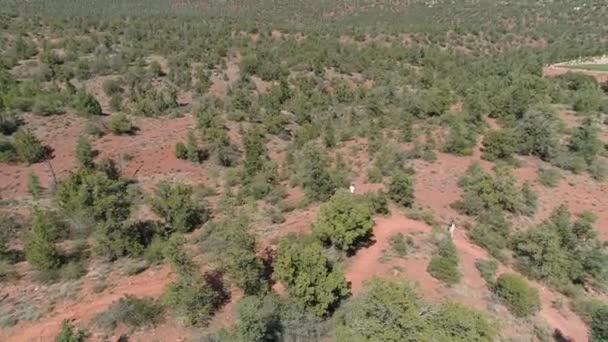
[512,205,608,291]
[174,142,187,160]
[273,237,348,316]
[107,113,133,135]
[364,190,389,215]
[55,169,131,226]
[94,295,163,330]
[389,233,410,257]
[75,135,95,169]
[149,181,208,233]
[475,259,498,284]
[164,274,225,327]
[230,294,282,342]
[198,217,265,295]
[14,128,46,164]
[494,273,540,317]
[333,278,427,342]
[55,320,88,342]
[27,172,42,198]
[313,190,373,252]
[515,106,560,161]
[388,170,415,207]
[427,237,461,285]
[537,168,561,187]
[0,111,20,135]
[428,302,499,342]
[443,115,477,156]
[591,304,608,342]
[469,210,511,260]
[72,90,102,116]
[25,209,62,272]
[589,159,608,181]
[482,129,516,161]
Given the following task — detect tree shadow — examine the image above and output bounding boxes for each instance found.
[553,329,574,342]
[203,269,230,304]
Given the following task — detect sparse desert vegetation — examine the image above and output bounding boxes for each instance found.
[0,0,607,341]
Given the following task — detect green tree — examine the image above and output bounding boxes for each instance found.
[199,217,265,294]
[299,145,336,201]
[494,273,540,317]
[14,128,46,164]
[388,170,415,207]
[25,209,61,271]
[514,106,560,161]
[569,118,602,165]
[333,278,427,342]
[482,129,516,161]
[231,294,281,342]
[243,127,268,179]
[313,190,373,252]
[75,135,95,169]
[273,237,348,316]
[149,181,208,233]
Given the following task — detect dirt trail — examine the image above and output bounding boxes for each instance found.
[0,266,173,342]
[345,207,441,299]
[346,205,589,341]
[451,230,588,341]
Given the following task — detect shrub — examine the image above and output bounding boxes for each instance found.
[0,139,17,162]
[55,320,88,342]
[174,142,187,160]
[93,220,159,261]
[72,90,102,116]
[494,273,540,317]
[55,169,131,226]
[164,273,226,327]
[313,190,373,252]
[25,209,62,272]
[75,135,95,169]
[443,115,477,156]
[14,128,46,164]
[453,162,534,216]
[149,181,208,233]
[427,237,461,285]
[537,168,561,187]
[27,172,42,198]
[102,79,123,97]
[482,129,516,161]
[569,118,602,165]
[469,210,511,260]
[589,159,608,181]
[475,259,498,284]
[512,205,608,291]
[273,237,348,316]
[94,295,163,330]
[389,233,410,257]
[109,94,122,112]
[333,278,427,341]
[428,302,499,342]
[591,304,608,342]
[515,106,560,161]
[297,144,336,201]
[364,191,389,215]
[107,113,133,135]
[0,111,20,135]
[387,170,415,207]
[231,294,282,342]
[198,217,265,295]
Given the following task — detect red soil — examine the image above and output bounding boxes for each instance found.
[0,266,173,342]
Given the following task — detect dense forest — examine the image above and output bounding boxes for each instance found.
[0,0,607,341]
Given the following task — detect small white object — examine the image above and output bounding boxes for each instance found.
[349,184,355,194]
[448,221,456,237]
